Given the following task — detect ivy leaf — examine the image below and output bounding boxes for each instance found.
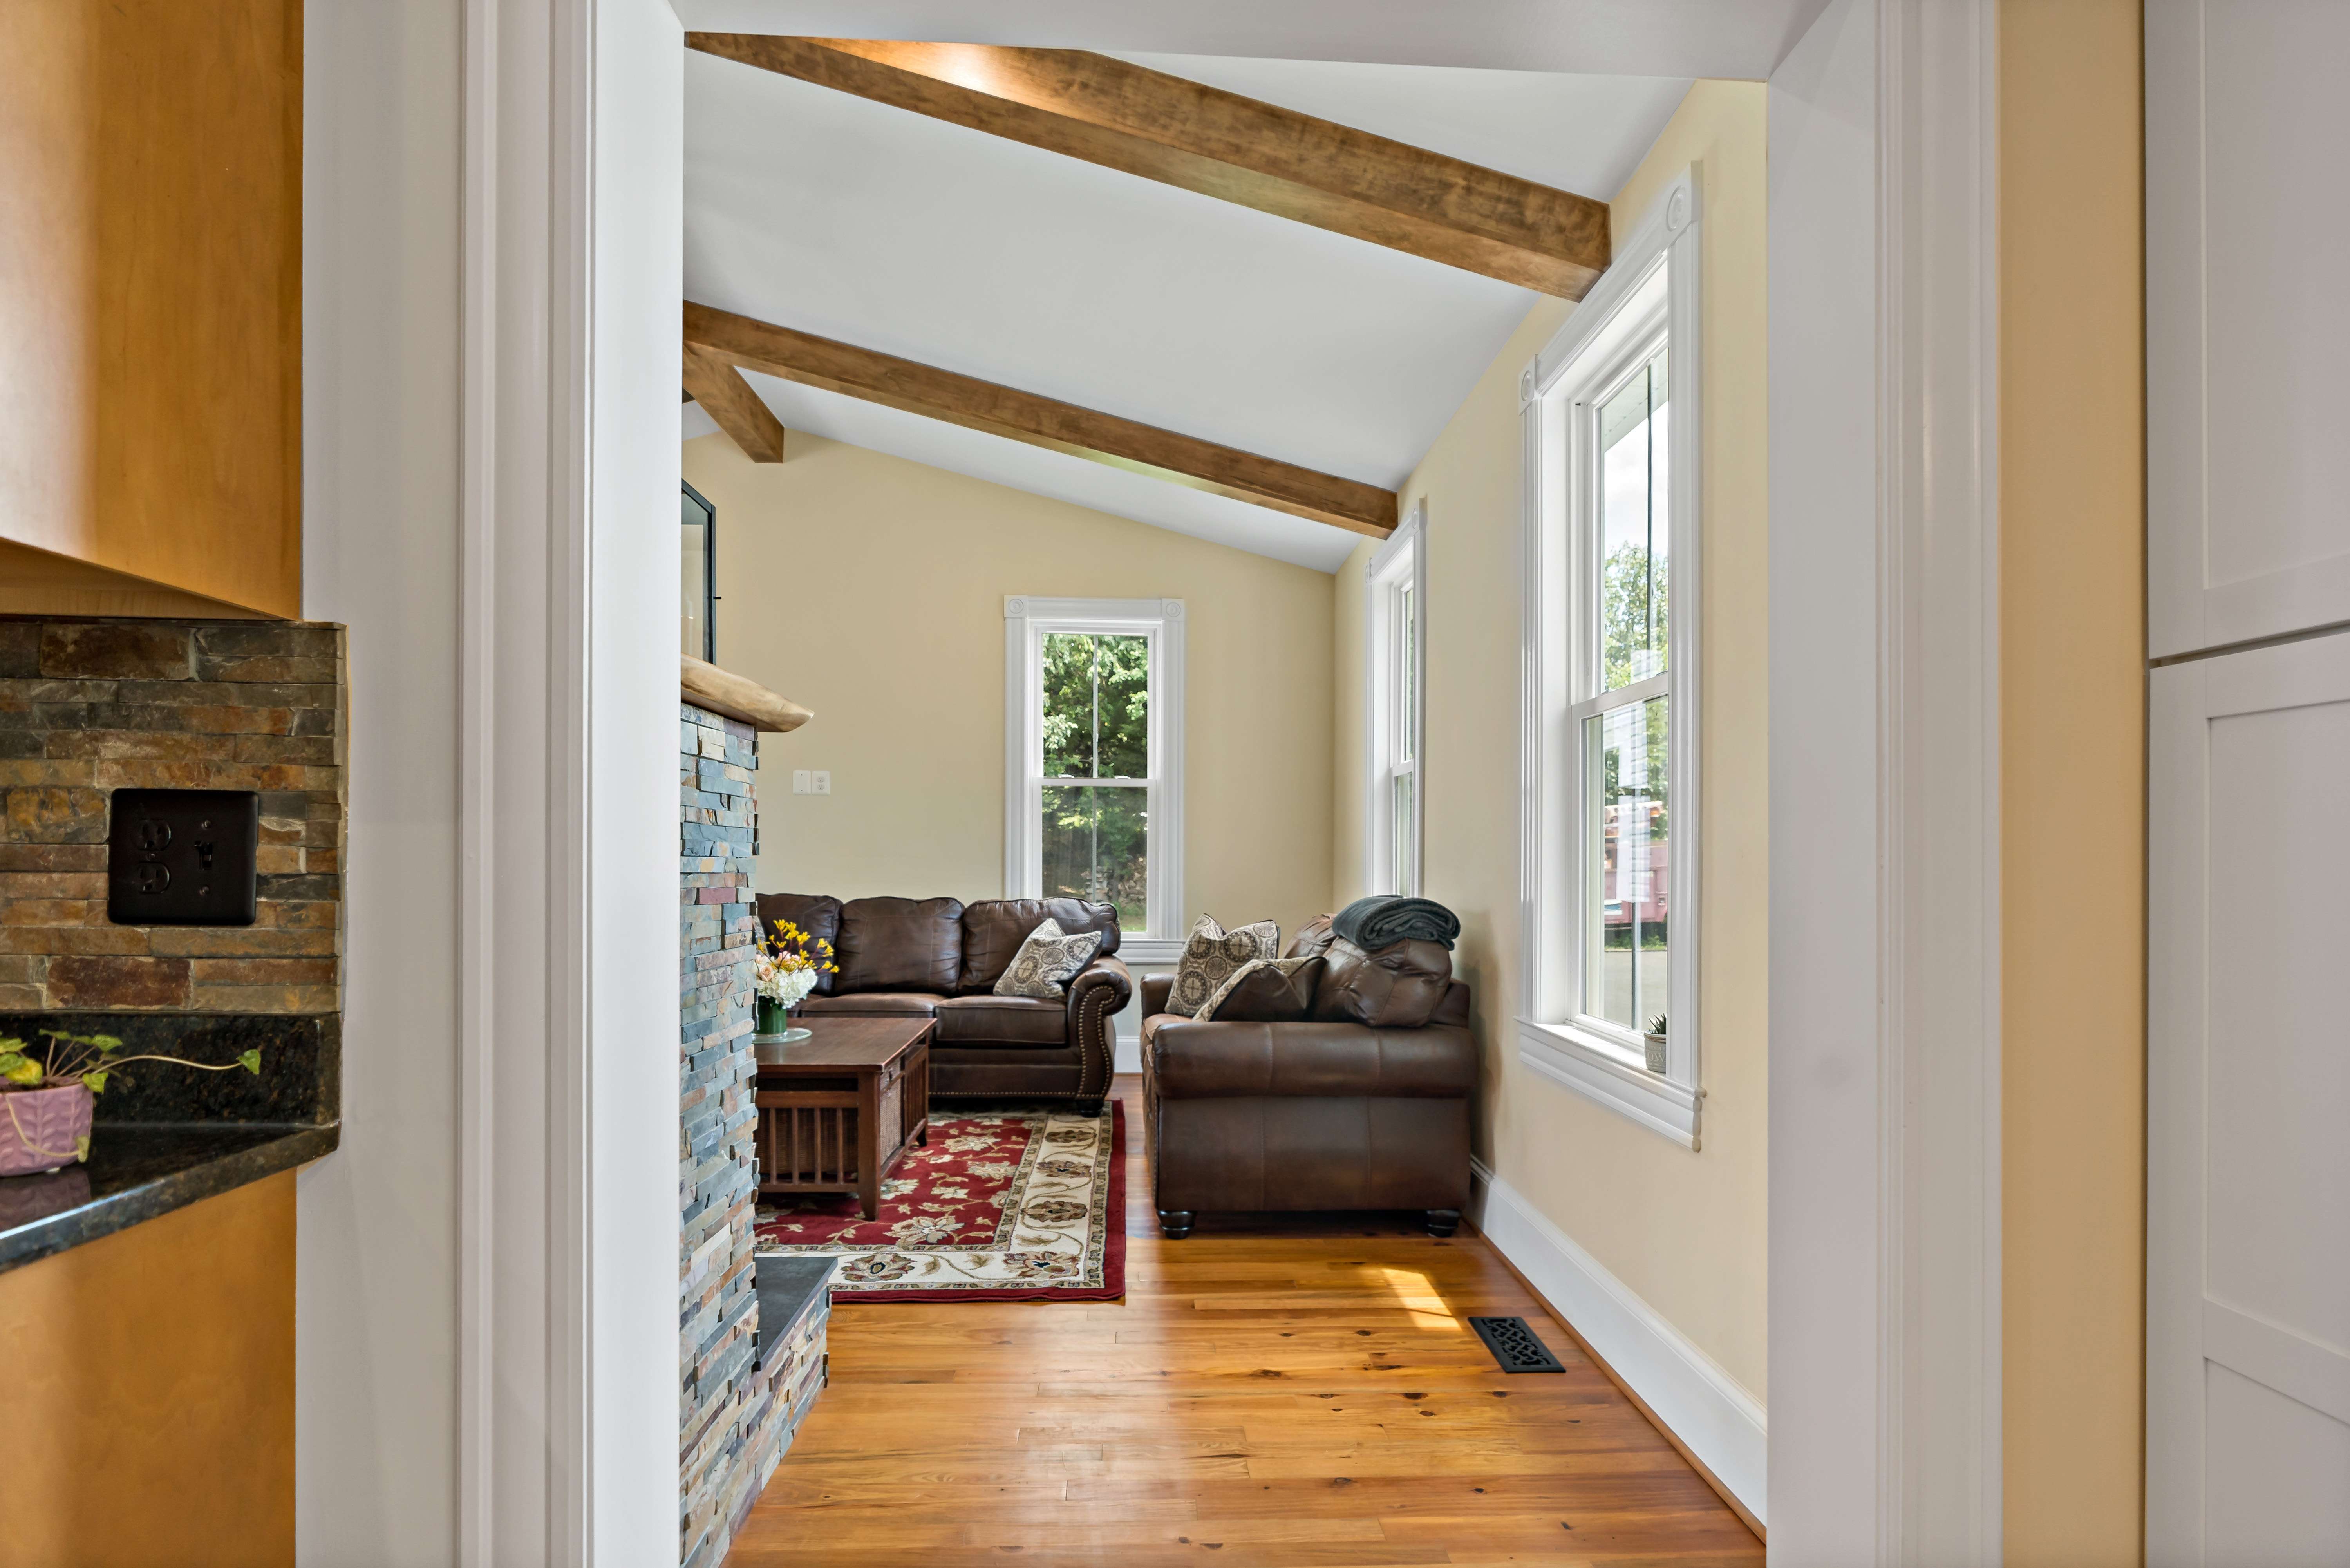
[82,1069,110,1094]
[2,1056,43,1086]
[91,1035,123,1054]
[237,1049,262,1075]
[73,1134,90,1162]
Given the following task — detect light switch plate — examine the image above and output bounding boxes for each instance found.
[791,769,811,794]
[106,789,260,926]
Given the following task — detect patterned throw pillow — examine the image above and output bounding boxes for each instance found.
[1193,955,1323,1022]
[992,918,1104,999]
[1166,913,1280,1016]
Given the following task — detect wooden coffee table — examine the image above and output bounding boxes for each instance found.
[752,1016,932,1221]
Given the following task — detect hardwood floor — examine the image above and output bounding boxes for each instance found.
[725,1076,1762,1567]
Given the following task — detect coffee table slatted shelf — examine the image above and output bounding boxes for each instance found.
[752,1017,931,1221]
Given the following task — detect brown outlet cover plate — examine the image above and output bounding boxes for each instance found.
[107,789,260,926]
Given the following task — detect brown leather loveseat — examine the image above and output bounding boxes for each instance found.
[757,893,1131,1113]
[1139,918,1474,1238]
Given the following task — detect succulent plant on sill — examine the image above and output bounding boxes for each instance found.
[1642,1015,1668,1075]
[0,1030,261,1178]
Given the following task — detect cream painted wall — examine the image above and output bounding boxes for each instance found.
[1999,2,2144,1561]
[687,431,1336,942]
[1333,81,1770,1400]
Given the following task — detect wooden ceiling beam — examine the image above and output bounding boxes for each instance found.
[685,36,1611,299]
[685,302,1396,538]
[683,343,788,463]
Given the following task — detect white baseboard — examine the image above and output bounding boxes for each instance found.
[1470,1158,1767,1525]
[1114,1014,1142,1076]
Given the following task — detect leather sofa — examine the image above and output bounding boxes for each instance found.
[757,893,1130,1112]
[1138,925,1474,1238]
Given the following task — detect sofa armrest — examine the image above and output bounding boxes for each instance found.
[1147,1019,1475,1100]
[1065,954,1130,1101]
[1140,972,1175,1017]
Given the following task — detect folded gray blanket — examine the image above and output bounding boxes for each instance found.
[1331,895,1461,952]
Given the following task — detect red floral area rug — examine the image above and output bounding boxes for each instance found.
[752,1101,1124,1303]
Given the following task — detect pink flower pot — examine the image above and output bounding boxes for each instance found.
[0,1084,94,1176]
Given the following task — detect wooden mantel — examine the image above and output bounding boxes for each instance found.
[682,655,811,734]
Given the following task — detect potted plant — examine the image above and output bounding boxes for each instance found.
[1643,1015,1668,1075]
[752,917,837,1044]
[0,1030,262,1177]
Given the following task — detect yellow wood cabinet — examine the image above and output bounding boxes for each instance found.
[0,0,302,620]
[0,1174,297,1568]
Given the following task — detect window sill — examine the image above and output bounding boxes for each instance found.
[1116,937,1188,968]
[1516,1018,1702,1149]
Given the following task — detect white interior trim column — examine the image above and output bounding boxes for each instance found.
[456,0,679,1561]
[458,0,587,1556]
[1767,0,2001,1559]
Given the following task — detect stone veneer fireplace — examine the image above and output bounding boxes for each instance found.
[678,661,823,1568]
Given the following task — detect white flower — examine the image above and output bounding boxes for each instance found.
[754,963,819,1007]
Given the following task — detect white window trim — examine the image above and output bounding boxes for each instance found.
[1517,168,1705,1148]
[1365,502,1428,897]
[1003,596,1186,951]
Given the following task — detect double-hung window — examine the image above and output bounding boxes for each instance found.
[1004,597,1185,943]
[1518,171,1704,1147]
[1366,506,1427,895]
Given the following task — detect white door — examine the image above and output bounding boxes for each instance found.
[2148,628,2350,1566]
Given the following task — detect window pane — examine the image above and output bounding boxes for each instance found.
[1042,784,1148,931]
[1390,770,1415,897]
[1040,633,1094,777]
[1094,634,1150,779]
[681,488,712,660]
[1041,632,1149,779]
[1398,583,1416,763]
[1598,351,1670,692]
[1584,696,1669,1032]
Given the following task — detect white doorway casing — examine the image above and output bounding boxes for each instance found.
[301,0,683,1561]
[1768,0,2003,1561]
[299,0,2008,1559]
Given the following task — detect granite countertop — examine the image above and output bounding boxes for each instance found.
[0,1011,343,1275]
[0,1121,340,1274]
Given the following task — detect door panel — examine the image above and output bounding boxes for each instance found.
[2146,0,2350,656]
[2203,1364,2350,1567]
[2148,630,2350,1565]
[2201,701,2350,1350]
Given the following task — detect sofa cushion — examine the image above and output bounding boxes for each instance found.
[1312,938,1453,1029]
[1283,914,1338,960]
[957,898,1120,993]
[934,993,1067,1046]
[833,895,963,995]
[797,991,938,1018]
[1167,914,1280,1016]
[1195,955,1325,1022]
[756,892,842,994]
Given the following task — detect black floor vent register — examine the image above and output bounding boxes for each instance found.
[1468,1315,1566,1373]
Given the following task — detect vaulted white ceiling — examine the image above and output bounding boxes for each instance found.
[683,43,1694,570]
[673,0,1832,80]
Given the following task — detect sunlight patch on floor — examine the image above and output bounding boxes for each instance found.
[1374,1265,1465,1330]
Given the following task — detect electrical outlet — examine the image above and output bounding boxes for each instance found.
[812,771,831,795]
[106,789,260,926]
[791,769,811,794]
